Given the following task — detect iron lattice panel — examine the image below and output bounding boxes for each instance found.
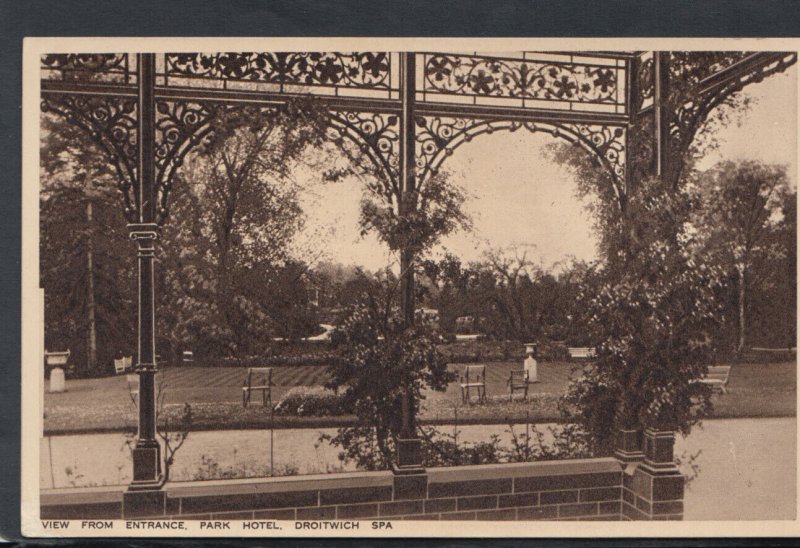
[417,52,629,115]
[41,53,135,84]
[161,52,399,100]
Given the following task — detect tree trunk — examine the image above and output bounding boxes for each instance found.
[86,201,97,372]
[736,266,747,356]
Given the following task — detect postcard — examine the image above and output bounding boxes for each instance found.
[20,37,800,538]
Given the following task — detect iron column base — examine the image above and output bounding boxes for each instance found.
[129,440,164,491]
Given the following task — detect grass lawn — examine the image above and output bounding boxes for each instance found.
[43,360,795,434]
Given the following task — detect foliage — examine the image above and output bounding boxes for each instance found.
[541,58,795,456]
[693,160,795,353]
[158,402,193,482]
[321,303,455,469]
[561,176,722,455]
[322,140,471,258]
[157,102,330,361]
[274,386,352,417]
[358,171,472,256]
[419,421,590,468]
[419,250,599,344]
[189,455,300,481]
[40,113,136,375]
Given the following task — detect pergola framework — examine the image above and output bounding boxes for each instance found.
[39,49,796,490]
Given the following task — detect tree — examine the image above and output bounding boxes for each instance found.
[694,160,793,354]
[157,102,330,360]
[40,112,136,375]
[540,56,776,454]
[563,177,724,454]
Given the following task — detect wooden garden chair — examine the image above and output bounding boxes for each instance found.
[114,355,133,374]
[242,367,275,408]
[568,347,596,359]
[692,365,731,394]
[508,369,529,401]
[460,364,487,404]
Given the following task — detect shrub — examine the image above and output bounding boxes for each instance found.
[561,178,721,455]
[322,306,455,469]
[189,455,299,481]
[274,386,352,417]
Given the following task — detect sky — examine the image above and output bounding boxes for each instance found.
[294,63,797,273]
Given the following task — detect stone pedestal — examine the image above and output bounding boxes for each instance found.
[524,343,538,383]
[129,440,163,489]
[49,367,65,393]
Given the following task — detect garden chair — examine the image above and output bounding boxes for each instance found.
[242,367,275,408]
[460,365,487,404]
[508,369,529,401]
[692,365,731,394]
[568,347,596,359]
[114,355,133,374]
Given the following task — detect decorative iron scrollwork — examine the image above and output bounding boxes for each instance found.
[166,52,391,89]
[422,53,621,105]
[154,100,220,224]
[41,53,131,82]
[637,57,654,103]
[326,110,400,184]
[415,115,626,197]
[41,93,139,220]
[666,52,796,184]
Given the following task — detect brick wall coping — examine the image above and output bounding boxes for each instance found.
[167,469,394,498]
[42,457,623,510]
[427,457,620,484]
[41,485,124,506]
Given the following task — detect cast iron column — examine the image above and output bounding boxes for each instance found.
[128,53,163,489]
[394,51,423,472]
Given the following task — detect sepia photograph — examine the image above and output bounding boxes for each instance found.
[20,39,799,537]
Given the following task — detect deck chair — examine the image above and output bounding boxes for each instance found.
[460,365,487,404]
[242,367,274,408]
[508,369,529,401]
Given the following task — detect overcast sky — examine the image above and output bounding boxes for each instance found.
[294,64,797,272]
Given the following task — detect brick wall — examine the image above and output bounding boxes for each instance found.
[41,454,684,521]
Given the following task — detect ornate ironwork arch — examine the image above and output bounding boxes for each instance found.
[414,115,627,207]
[41,94,139,217]
[41,94,221,224]
[324,110,400,187]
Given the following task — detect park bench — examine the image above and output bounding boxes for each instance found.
[242,367,275,408]
[460,364,487,404]
[508,369,529,401]
[693,365,731,394]
[114,355,133,374]
[568,347,596,359]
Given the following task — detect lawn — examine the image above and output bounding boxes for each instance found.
[42,360,796,434]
